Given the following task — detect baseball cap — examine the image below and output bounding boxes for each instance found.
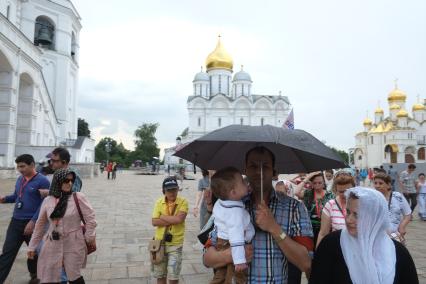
[162,177,179,191]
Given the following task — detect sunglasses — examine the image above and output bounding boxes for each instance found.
[62,178,74,184]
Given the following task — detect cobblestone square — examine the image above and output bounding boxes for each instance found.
[1,171,425,283]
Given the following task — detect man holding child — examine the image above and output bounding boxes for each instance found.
[203,146,314,283]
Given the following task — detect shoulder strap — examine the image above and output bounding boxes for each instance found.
[334,198,345,216]
[162,204,178,241]
[73,193,86,225]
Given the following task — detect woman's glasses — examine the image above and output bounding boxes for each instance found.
[62,178,74,184]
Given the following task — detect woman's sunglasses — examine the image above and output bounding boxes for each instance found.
[62,178,74,184]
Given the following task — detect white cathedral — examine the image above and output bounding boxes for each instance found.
[0,0,94,172]
[165,37,292,167]
[353,82,426,169]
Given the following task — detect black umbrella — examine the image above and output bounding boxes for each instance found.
[174,124,347,173]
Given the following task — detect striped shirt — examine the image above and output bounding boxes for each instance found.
[400,170,416,193]
[246,190,313,283]
[322,199,346,231]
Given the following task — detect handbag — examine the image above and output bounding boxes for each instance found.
[149,238,165,264]
[73,193,97,254]
[197,215,214,245]
[149,204,177,264]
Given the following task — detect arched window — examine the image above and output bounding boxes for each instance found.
[197,117,201,127]
[261,117,264,126]
[218,117,222,127]
[34,16,55,50]
[71,32,77,59]
[6,5,10,19]
[240,118,243,125]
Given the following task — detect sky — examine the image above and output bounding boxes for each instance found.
[72,0,426,158]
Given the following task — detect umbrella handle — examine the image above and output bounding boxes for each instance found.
[260,161,263,202]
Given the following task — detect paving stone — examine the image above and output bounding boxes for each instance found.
[1,171,426,283]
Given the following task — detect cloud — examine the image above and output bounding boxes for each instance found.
[73,0,426,157]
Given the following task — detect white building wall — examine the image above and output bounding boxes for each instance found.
[0,0,87,167]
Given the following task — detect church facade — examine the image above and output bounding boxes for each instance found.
[185,37,291,142]
[165,37,292,167]
[353,82,426,169]
[0,0,94,169]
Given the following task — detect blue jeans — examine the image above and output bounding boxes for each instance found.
[0,218,38,282]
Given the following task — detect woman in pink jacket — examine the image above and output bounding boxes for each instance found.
[28,168,96,284]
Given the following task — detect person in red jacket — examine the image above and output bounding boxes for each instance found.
[106,162,113,180]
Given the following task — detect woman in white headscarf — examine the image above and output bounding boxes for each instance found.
[309,187,418,284]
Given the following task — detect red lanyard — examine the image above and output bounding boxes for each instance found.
[18,173,38,199]
[314,191,323,218]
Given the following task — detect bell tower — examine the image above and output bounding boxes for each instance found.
[20,0,82,141]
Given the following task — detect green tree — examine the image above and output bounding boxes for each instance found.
[329,146,349,164]
[77,118,91,137]
[133,123,160,162]
[95,137,130,165]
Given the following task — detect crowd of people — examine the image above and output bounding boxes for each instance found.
[151,147,420,284]
[0,148,96,284]
[0,145,421,283]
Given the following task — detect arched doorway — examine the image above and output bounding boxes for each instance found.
[418,147,425,160]
[405,146,416,164]
[405,154,415,163]
[16,73,34,145]
[384,144,398,163]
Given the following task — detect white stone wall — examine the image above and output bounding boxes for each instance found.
[207,69,232,96]
[0,0,84,167]
[187,94,290,141]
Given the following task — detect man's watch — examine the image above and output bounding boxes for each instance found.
[274,230,287,242]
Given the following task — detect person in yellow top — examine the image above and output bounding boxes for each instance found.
[151,177,188,284]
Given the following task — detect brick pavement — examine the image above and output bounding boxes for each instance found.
[0,171,425,283]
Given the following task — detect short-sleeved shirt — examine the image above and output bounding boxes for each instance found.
[323,199,346,231]
[198,176,210,192]
[152,196,188,246]
[418,181,426,194]
[399,170,416,193]
[303,190,334,229]
[245,190,313,283]
[388,192,412,233]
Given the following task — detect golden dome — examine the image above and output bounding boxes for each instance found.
[412,103,425,111]
[390,103,401,110]
[396,109,408,118]
[374,107,384,114]
[205,36,233,71]
[363,118,373,125]
[388,86,407,102]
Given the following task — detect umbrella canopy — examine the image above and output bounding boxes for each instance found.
[174,125,347,173]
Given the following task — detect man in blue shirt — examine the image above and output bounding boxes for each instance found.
[0,154,50,284]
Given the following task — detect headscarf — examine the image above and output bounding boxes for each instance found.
[340,187,396,284]
[49,168,76,219]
